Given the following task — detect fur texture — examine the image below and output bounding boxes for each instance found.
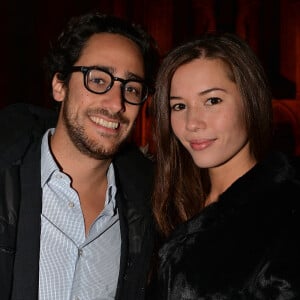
[151,152,300,300]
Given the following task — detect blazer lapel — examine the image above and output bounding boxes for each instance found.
[114,189,128,300]
[11,142,42,300]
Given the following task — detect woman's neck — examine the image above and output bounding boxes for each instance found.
[205,147,257,206]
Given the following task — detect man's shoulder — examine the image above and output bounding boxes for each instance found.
[0,102,57,131]
[114,143,154,175]
[0,103,57,166]
[113,143,154,199]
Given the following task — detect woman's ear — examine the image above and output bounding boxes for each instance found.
[52,73,66,102]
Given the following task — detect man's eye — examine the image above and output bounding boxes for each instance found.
[90,77,106,85]
[125,85,141,96]
[171,103,185,111]
[206,97,222,106]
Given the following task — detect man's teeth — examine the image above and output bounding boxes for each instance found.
[90,116,119,129]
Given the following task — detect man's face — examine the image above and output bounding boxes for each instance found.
[53,33,144,160]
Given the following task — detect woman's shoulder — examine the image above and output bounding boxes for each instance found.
[158,152,300,263]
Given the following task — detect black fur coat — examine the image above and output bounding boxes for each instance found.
[150,152,300,300]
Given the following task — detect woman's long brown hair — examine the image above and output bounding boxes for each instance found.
[151,32,272,237]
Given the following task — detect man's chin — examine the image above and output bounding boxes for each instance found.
[82,141,126,160]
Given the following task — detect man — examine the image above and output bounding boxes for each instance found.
[0,12,159,300]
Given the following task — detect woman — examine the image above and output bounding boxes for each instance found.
[149,33,300,299]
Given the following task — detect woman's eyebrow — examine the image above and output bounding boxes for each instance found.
[170,87,227,100]
[198,87,227,95]
[169,96,182,101]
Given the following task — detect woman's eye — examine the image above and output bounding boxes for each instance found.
[171,103,186,111]
[206,97,222,106]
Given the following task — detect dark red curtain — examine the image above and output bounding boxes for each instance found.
[1,0,299,154]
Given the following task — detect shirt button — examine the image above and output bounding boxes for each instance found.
[55,173,63,179]
[78,249,83,256]
[68,201,75,208]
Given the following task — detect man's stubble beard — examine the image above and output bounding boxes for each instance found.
[62,97,133,160]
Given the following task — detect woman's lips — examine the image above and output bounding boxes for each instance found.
[189,139,216,150]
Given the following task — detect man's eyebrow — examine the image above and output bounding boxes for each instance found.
[126,71,144,81]
[95,65,114,73]
[93,65,144,81]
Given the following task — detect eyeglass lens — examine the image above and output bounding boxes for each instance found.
[86,69,147,104]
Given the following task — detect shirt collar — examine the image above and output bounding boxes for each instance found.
[41,128,57,187]
[105,163,117,209]
[41,128,117,208]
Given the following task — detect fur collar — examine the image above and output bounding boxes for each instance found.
[160,151,299,260]
[155,152,300,299]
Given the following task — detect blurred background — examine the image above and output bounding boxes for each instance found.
[0,0,299,156]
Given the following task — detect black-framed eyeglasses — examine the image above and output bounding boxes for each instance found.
[69,66,149,105]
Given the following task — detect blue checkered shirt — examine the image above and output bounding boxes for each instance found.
[39,128,121,300]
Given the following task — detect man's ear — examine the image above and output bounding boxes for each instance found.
[52,73,66,102]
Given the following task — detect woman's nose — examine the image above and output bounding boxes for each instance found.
[186,108,206,131]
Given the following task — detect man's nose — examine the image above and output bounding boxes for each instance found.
[101,82,125,113]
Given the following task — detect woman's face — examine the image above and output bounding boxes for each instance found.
[170,58,253,172]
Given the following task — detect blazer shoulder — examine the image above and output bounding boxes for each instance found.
[114,143,154,182]
[0,103,57,166]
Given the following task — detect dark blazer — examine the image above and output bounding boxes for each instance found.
[0,103,154,300]
[150,152,300,300]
